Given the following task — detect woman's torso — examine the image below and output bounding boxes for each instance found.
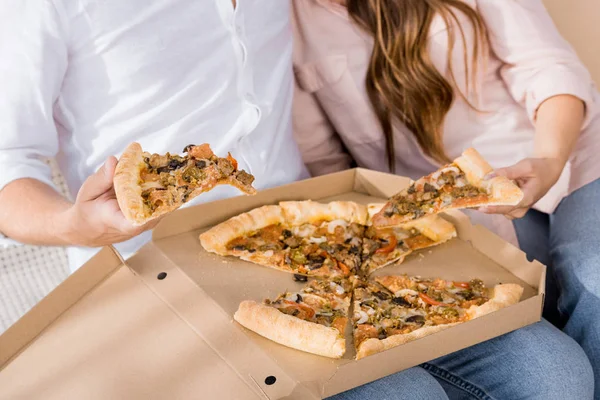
[291,0,600,215]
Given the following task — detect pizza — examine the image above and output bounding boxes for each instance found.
[361,204,456,275]
[200,200,458,277]
[114,142,256,225]
[233,277,354,358]
[352,275,523,359]
[371,148,523,228]
[200,201,368,278]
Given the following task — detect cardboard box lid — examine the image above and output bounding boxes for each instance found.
[0,169,545,399]
[0,247,310,399]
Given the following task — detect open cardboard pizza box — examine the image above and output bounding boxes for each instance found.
[0,169,545,399]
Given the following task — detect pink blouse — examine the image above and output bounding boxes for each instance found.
[291,0,600,245]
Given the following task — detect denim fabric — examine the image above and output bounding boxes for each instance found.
[424,319,593,399]
[330,321,592,399]
[328,367,448,400]
[514,178,600,399]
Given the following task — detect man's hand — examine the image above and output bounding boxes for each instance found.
[480,157,564,219]
[59,157,160,247]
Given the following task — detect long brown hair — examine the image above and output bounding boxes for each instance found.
[346,0,487,170]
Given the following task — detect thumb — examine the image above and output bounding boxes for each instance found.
[77,156,118,202]
[486,159,534,181]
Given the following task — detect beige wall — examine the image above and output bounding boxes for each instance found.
[544,0,600,84]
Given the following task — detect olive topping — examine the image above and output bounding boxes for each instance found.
[319,243,336,255]
[461,290,474,300]
[374,291,391,301]
[293,274,308,282]
[232,245,246,251]
[407,184,416,194]
[406,315,425,324]
[183,144,195,153]
[295,294,303,303]
[169,158,185,169]
[423,183,437,193]
[344,238,352,244]
[349,245,360,255]
[282,229,293,239]
[247,248,256,253]
[195,159,207,168]
[392,296,411,306]
[307,260,324,270]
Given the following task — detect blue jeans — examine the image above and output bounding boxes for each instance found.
[513,178,600,399]
[329,320,592,399]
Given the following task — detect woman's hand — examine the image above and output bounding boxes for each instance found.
[480,157,564,219]
[482,95,586,220]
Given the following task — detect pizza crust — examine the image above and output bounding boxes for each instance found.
[355,282,523,359]
[280,200,369,226]
[113,142,148,225]
[467,283,524,319]
[234,300,346,359]
[454,148,523,206]
[356,323,460,360]
[368,203,456,243]
[199,205,285,254]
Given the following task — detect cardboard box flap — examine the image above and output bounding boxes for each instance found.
[353,168,412,199]
[125,243,320,399]
[0,249,281,399]
[0,246,124,369]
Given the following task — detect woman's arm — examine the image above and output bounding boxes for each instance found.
[534,94,584,166]
[483,94,585,218]
[477,0,596,129]
[475,0,596,218]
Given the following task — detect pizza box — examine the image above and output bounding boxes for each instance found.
[0,168,545,399]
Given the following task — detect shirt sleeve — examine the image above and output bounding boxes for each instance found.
[292,77,353,177]
[477,0,598,128]
[0,0,68,246]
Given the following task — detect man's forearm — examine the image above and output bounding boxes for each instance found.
[0,178,74,246]
[534,94,585,165]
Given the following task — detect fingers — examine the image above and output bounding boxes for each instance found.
[103,200,164,237]
[480,205,528,220]
[490,159,536,181]
[77,157,118,202]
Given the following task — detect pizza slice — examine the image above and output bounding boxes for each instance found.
[352,274,523,359]
[233,277,354,358]
[114,142,256,225]
[200,201,368,278]
[371,148,523,228]
[360,204,457,275]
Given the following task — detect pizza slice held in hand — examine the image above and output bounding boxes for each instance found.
[371,148,523,228]
[352,275,523,359]
[114,142,256,226]
[234,277,354,358]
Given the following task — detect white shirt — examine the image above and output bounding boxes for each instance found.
[0,0,309,272]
